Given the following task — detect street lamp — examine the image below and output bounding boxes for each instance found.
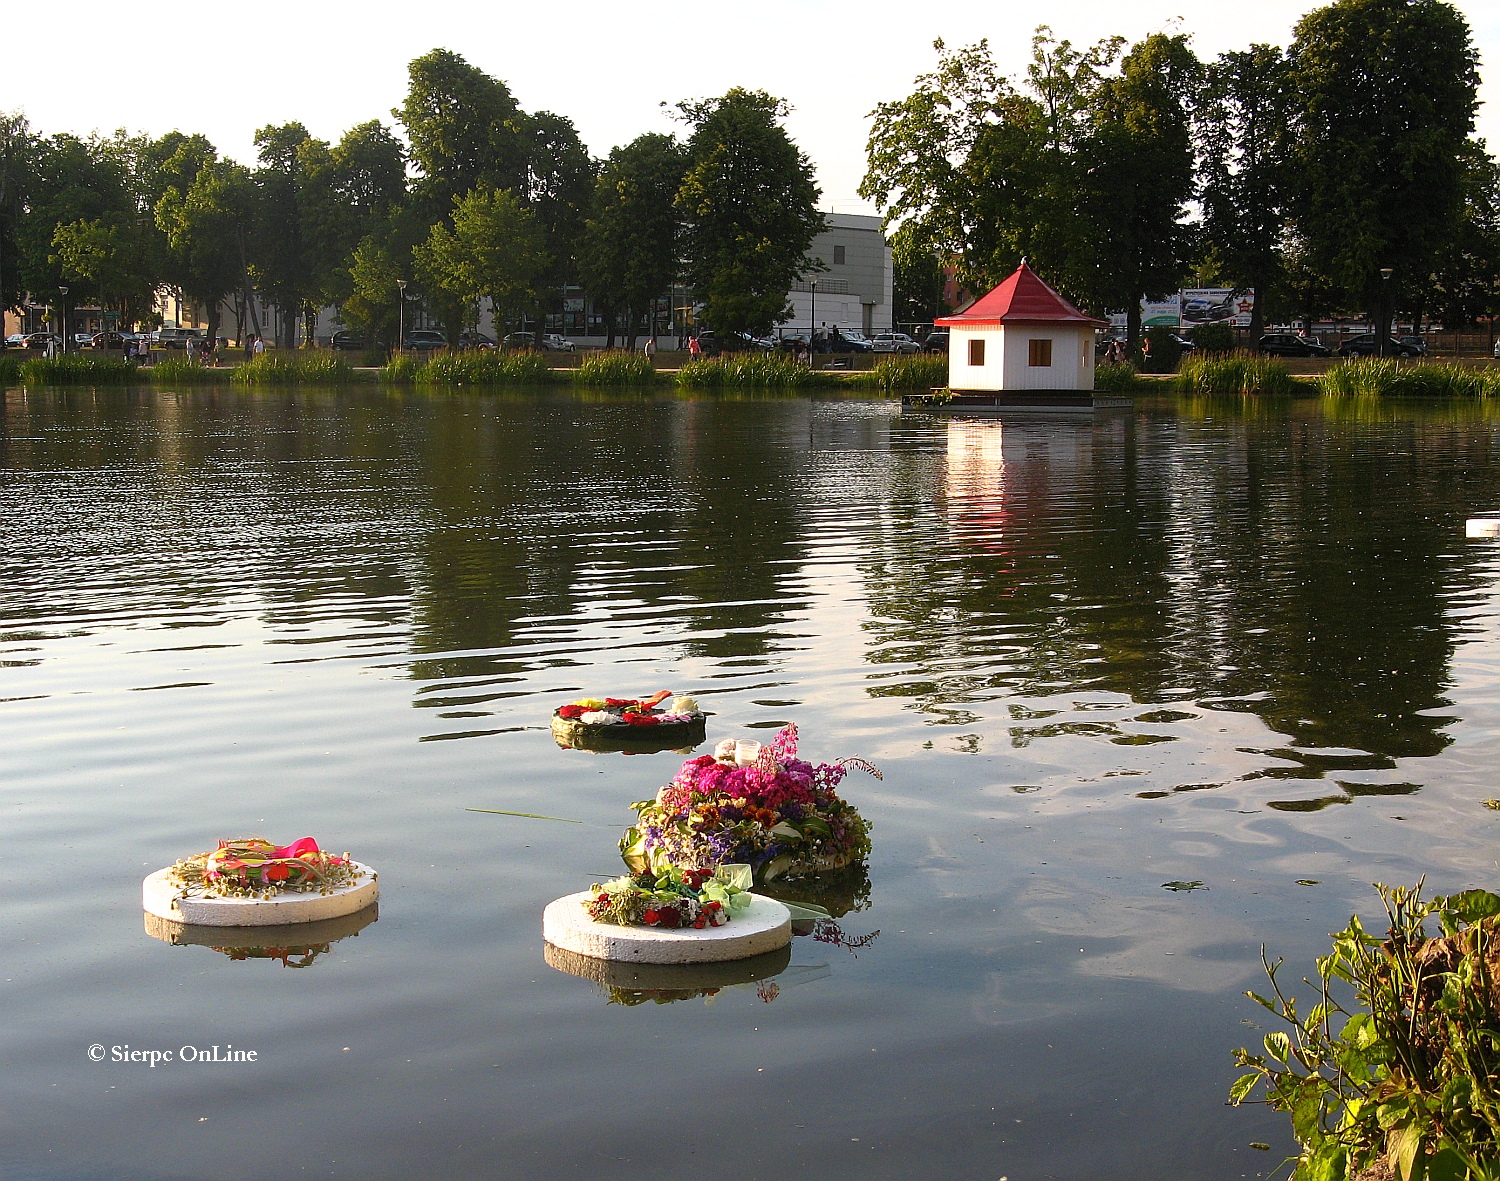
[59,286,68,354]
[1379,267,1394,357]
[397,280,407,352]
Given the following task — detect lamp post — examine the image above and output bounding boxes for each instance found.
[59,286,68,353]
[1378,267,1394,357]
[397,280,407,352]
[809,277,818,368]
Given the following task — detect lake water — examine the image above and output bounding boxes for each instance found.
[6,387,1500,1180]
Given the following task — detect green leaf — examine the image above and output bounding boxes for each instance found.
[1446,889,1500,924]
[1424,1147,1467,1181]
[1229,1073,1259,1105]
[1392,1125,1422,1181]
[1265,1031,1292,1063]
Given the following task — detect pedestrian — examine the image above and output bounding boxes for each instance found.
[643,336,657,361]
[687,335,701,360]
[252,334,266,357]
[1139,335,1152,369]
[185,334,196,361]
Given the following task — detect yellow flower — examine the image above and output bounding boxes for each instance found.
[574,698,606,709]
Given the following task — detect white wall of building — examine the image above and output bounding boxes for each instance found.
[949,325,1093,391]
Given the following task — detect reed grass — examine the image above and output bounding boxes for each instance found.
[18,353,138,384]
[675,353,837,388]
[147,356,224,384]
[575,349,659,385]
[230,351,354,385]
[1094,361,1140,392]
[1320,358,1500,398]
[411,350,552,385]
[0,354,19,386]
[850,354,948,392]
[1174,351,1298,395]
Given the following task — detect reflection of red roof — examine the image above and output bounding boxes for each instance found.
[935,263,1106,327]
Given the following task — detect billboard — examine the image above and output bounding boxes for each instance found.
[1109,297,1181,330]
[1180,288,1255,328]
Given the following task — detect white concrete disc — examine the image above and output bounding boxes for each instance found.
[144,902,379,948]
[142,863,378,927]
[543,891,791,964]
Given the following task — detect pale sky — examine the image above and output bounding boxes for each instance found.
[6,0,1498,216]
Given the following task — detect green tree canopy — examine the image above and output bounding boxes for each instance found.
[156,158,255,343]
[677,89,823,337]
[1288,0,1481,344]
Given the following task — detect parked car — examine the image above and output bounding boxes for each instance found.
[330,330,366,351]
[541,333,575,352]
[154,327,206,349]
[923,330,950,354]
[871,331,921,354]
[1336,333,1422,357]
[5,333,28,349]
[403,330,448,351]
[831,330,874,353]
[22,332,61,350]
[1259,332,1332,358]
[87,332,130,350]
[72,332,96,347]
[1398,334,1429,356]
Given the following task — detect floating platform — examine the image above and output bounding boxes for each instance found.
[142,863,378,927]
[542,891,791,965]
[544,941,792,990]
[903,390,1132,413]
[551,713,707,753]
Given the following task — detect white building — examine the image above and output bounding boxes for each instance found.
[936,263,1104,392]
[783,213,894,337]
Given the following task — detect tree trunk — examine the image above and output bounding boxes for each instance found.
[626,303,638,351]
[1247,278,1264,343]
[1126,299,1142,352]
[236,228,262,340]
[1375,284,1393,358]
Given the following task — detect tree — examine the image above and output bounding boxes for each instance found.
[676,89,823,337]
[523,111,594,328]
[396,49,528,222]
[156,158,255,345]
[0,111,37,315]
[1196,45,1295,339]
[341,236,405,347]
[50,216,157,326]
[1288,0,1481,353]
[580,133,687,347]
[1079,33,1201,346]
[413,187,548,342]
[1428,143,1500,329]
[862,31,1121,305]
[890,224,948,325]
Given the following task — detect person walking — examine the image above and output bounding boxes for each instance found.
[642,336,657,362]
[252,334,266,357]
[687,335,701,360]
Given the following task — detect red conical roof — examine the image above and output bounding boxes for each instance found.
[935,263,1106,327]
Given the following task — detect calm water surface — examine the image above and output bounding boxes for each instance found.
[6,387,1500,1180]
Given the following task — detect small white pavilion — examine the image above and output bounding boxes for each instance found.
[936,263,1106,394]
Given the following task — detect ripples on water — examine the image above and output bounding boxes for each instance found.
[6,387,1500,1179]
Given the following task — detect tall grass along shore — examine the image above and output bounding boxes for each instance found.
[1175,352,1299,396]
[1320,358,1500,398]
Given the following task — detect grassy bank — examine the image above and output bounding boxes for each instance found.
[1232,882,1500,1179]
[231,352,356,384]
[677,352,839,388]
[575,350,659,385]
[847,354,948,392]
[1320,358,1500,398]
[17,353,138,384]
[147,356,231,384]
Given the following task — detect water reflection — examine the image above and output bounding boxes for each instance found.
[142,903,378,967]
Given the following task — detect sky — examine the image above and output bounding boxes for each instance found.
[5,0,1498,216]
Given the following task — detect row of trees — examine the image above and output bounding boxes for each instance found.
[0,50,825,347]
[868,0,1497,344]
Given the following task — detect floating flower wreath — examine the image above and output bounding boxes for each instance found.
[554,691,704,729]
[167,838,367,901]
[584,864,754,929]
[621,723,878,882]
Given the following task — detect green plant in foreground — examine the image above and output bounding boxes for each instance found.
[676,352,837,389]
[1176,352,1298,395]
[18,353,138,384]
[1232,882,1500,1180]
[575,349,659,386]
[147,356,221,384]
[853,354,948,392]
[1320,360,1500,399]
[413,349,552,385]
[381,352,426,383]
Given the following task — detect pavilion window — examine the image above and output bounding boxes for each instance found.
[968,338,985,366]
[1028,338,1053,366]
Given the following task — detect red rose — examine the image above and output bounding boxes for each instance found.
[556,704,586,719]
[623,713,659,726]
[658,907,681,928]
[265,863,291,882]
[596,893,609,903]
[705,900,721,911]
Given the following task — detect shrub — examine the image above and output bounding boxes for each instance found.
[147,356,222,384]
[1175,352,1298,395]
[18,353,137,384]
[676,352,836,388]
[575,349,659,385]
[1231,882,1500,1179]
[381,352,426,382]
[855,354,948,392]
[1320,359,1500,398]
[230,351,355,385]
[1142,325,1186,373]
[415,349,552,385]
[1094,361,1139,392]
[0,354,19,387]
[1188,322,1237,354]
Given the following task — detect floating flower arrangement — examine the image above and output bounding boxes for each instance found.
[167,838,367,902]
[583,863,754,929]
[620,723,877,883]
[554,691,704,729]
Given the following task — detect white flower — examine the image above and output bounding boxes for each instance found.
[579,710,622,726]
[671,696,700,716]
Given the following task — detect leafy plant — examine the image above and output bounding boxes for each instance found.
[852,354,948,392]
[1189,321,1238,353]
[147,355,222,384]
[413,349,552,385]
[675,353,836,389]
[1231,882,1500,1180]
[380,352,426,383]
[575,349,659,386]
[1176,352,1298,395]
[1320,360,1500,399]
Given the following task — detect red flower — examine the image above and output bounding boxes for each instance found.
[643,909,660,925]
[556,704,586,719]
[264,863,291,882]
[658,907,681,928]
[605,698,637,708]
[596,893,610,904]
[622,713,659,726]
[693,918,706,929]
[705,900,721,911]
